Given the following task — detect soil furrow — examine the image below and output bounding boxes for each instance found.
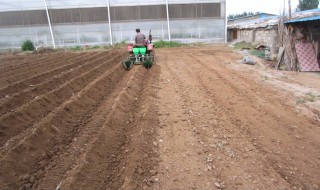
[0,60,126,190]
[0,51,104,97]
[155,55,224,190]
[33,63,138,190]
[0,53,76,79]
[61,65,160,190]
[183,49,320,189]
[0,46,319,190]
[0,53,61,73]
[0,52,124,147]
[174,51,291,189]
[0,51,114,116]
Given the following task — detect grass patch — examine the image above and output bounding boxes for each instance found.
[296,97,306,104]
[153,40,185,48]
[70,46,83,51]
[113,40,126,48]
[89,45,100,49]
[190,42,207,46]
[305,92,317,102]
[296,93,319,104]
[234,41,255,50]
[103,40,127,49]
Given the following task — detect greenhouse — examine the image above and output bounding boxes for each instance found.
[0,0,226,49]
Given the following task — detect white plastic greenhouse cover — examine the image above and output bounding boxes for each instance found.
[0,0,225,11]
[0,0,226,49]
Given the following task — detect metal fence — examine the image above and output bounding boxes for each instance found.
[0,0,226,49]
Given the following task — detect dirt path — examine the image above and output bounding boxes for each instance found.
[0,46,319,190]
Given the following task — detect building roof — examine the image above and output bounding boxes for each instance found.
[284,8,320,24]
[285,15,320,23]
[228,13,276,22]
[228,8,320,29]
[228,15,279,29]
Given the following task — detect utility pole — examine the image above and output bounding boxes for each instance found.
[288,0,292,19]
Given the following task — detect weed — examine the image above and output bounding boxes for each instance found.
[153,40,185,48]
[190,42,206,46]
[84,45,101,50]
[261,75,269,80]
[22,40,35,51]
[296,97,306,104]
[296,93,319,104]
[234,41,255,50]
[114,40,126,48]
[70,46,82,51]
[91,45,100,49]
[305,92,317,102]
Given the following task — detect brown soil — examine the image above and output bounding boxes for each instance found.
[0,46,319,190]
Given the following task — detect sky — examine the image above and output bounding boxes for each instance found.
[226,0,315,15]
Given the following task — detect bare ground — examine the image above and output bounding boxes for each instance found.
[0,46,319,190]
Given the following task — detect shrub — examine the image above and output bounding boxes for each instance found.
[21,40,35,51]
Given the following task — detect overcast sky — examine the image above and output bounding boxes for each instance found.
[226,0,315,15]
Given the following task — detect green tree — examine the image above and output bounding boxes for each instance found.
[228,11,256,20]
[297,0,319,11]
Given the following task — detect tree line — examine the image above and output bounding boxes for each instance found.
[228,0,319,20]
[228,12,261,20]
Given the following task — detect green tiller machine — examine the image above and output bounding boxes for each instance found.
[122,30,155,70]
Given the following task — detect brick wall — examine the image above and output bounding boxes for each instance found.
[236,27,278,54]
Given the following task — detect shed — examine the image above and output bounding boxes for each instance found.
[227,15,279,54]
[278,8,320,71]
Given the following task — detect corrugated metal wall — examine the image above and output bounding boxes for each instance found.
[0,0,226,49]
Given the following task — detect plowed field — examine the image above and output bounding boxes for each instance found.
[0,46,319,190]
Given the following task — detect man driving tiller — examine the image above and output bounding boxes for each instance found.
[135,28,146,47]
